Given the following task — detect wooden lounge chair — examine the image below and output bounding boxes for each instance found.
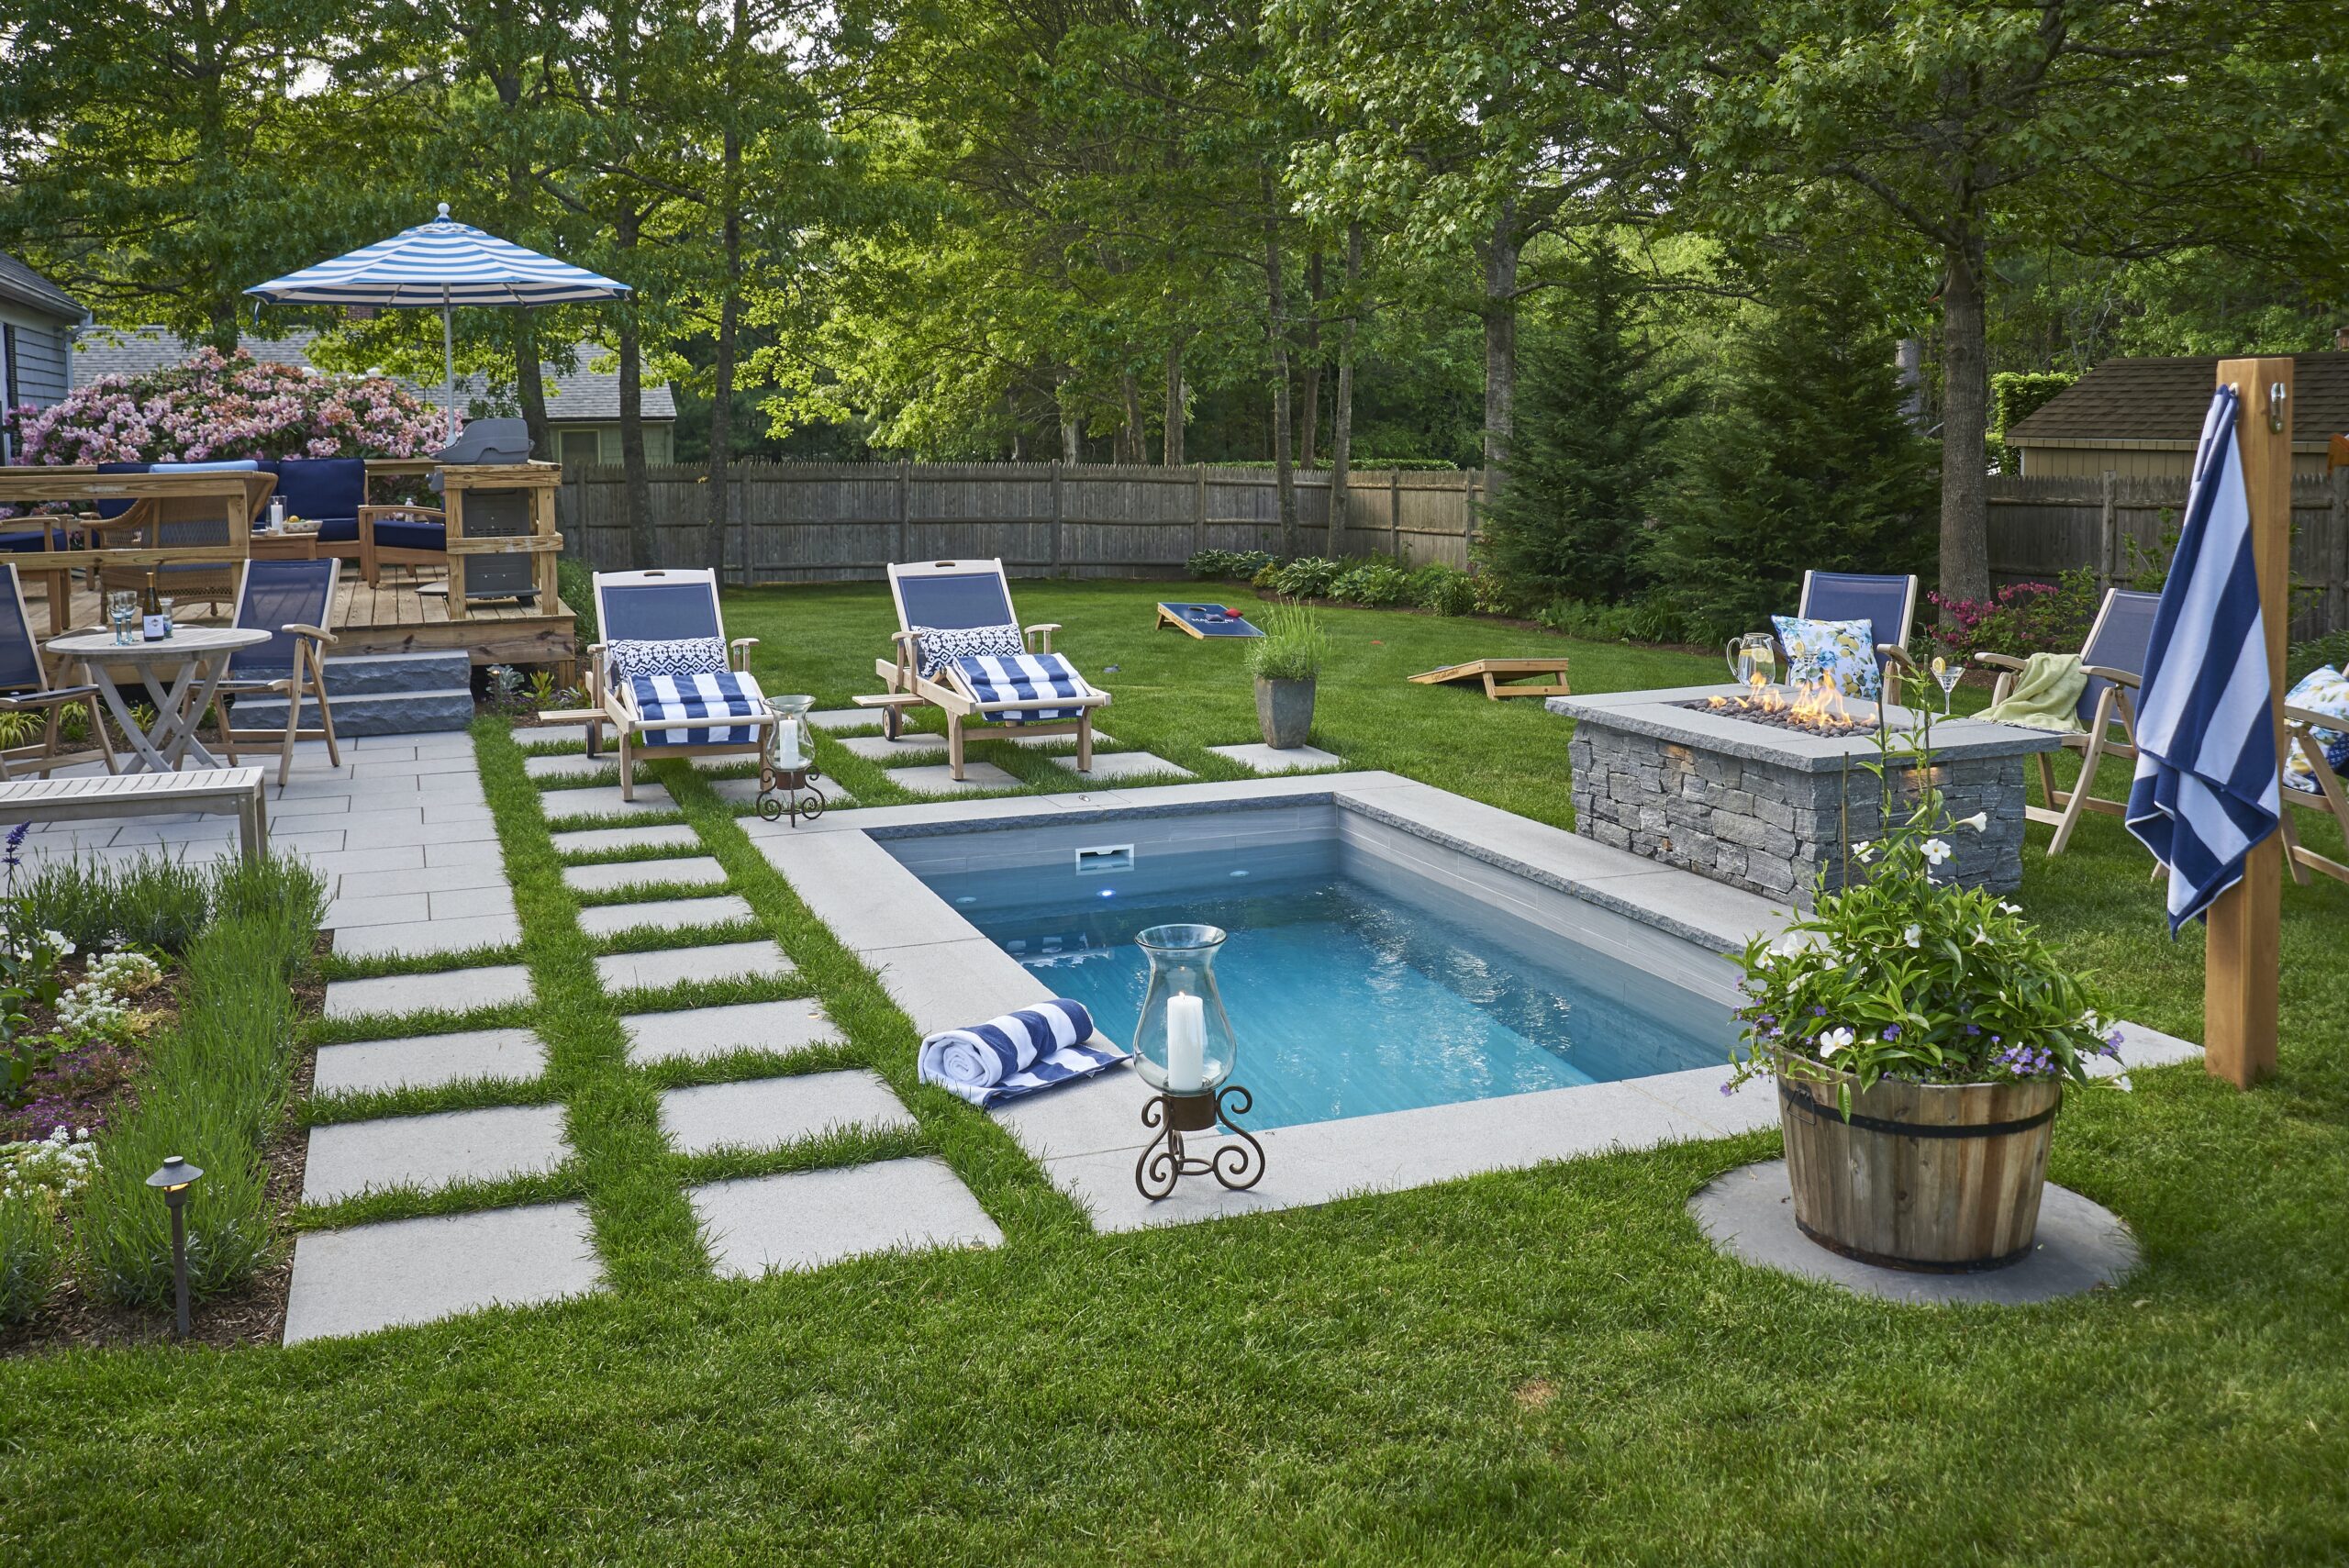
[2279,695,2349,887]
[1408,658,1571,700]
[216,559,343,786]
[589,567,772,799]
[1976,587,2161,857]
[863,558,1111,780]
[0,562,117,781]
[89,459,275,611]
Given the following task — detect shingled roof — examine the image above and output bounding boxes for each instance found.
[67,326,675,421]
[2007,351,2349,450]
[0,252,84,321]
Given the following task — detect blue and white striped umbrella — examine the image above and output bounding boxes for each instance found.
[245,204,630,441]
[2125,383,2281,932]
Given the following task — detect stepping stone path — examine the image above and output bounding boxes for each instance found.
[324,964,533,1021]
[690,1159,1002,1278]
[1050,751,1192,781]
[839,733,948,762]
[314,1028,548,1095]
[525,753,616,781]
[1208,741,1344,774]
[887,762,1020,796]
[284,1203,601,1345]
[551,823,701,857]
[578,895,757,940]
[595,939,795,994]
[541,784,677,821]
[623,998,834,1065]
[806,708,877,732]
[707,776,854,812]
[658,1069,912,1156]
[562,855,729,894]
[303,1104,571,1204]
[1003,729,1114,749]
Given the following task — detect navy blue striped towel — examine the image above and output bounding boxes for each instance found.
[954,651,1091,722]
[630,670,764,745]
[918,999,1124,1106]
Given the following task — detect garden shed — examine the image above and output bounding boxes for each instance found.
[2005,350,2349,479]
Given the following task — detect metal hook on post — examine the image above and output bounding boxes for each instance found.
[2267,382,2288,435]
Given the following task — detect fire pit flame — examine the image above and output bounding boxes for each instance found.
[1695,675,1861,736]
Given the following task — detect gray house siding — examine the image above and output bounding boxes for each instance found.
[2,311,72,406]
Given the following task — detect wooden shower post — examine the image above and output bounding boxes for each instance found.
[2203,356,2291,1088]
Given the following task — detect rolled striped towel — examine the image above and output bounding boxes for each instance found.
[918,1000,1124,1106]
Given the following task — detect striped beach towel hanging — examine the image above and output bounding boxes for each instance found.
[954,651,1090,722]
[918,999,1125,1106]
[630,670,763,746]
[2124,384,2281,932]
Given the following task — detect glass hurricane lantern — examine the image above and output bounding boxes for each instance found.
[1130,923,1265,1200]
[757,694,828,826]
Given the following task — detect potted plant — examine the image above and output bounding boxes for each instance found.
[1249,600,1327,750]
[1727,671,2129,1273]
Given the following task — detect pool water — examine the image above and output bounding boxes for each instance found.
[907,840,1731,1129]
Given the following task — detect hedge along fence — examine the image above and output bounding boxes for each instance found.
[559,461,1486,583]
[1987,469,2347,641]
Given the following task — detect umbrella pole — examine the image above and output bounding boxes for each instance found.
[443,295,459,446]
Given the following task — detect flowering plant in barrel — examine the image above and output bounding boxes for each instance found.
[1725,668,2126,1272]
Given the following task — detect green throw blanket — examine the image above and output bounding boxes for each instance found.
[1981,651,2087,731]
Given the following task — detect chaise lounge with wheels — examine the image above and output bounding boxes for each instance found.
[588,567,773,799]
[863,558,1111,781]
[1975,586,2161,857]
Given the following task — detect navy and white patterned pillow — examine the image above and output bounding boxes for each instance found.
[911,622,1023,680]
[607,636,728,682]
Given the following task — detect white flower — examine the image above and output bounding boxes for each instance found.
[1820,1026,1856,1057]
[2113,1074,2133,1093]
[1903,924,1922,948]
[1852,840,1875,863]
[1972,928,1992,945]
[1768,933,1805,962]
[1921,838,1954,866]
[1952,811,1988,834]
[1998,901,2022,916]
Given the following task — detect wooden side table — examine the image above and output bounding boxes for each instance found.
[249,531,321,561]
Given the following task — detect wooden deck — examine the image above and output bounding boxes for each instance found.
[28,573,578,668]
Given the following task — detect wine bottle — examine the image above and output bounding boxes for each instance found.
[141,572,166,641]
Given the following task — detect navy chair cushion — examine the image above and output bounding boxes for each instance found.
[316,518,360,544]
[0,529,73,552]
[269,458,365,528]
[372,518,448,552]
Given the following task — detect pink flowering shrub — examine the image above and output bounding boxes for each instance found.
[1925,570,2099,660]
[3,347,442,465]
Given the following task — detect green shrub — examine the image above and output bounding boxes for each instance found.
[1186,549,1275,582]
[12,852,217,956]
[1410,563,1475,617]
[558,556,596,648]
[76,854,323,1307]
[1330,558,1412,607]
[1260,557,1343,598]
[1535,597,1689,644]
[1248,601,1330,683]
[2289,629,2349,684]
[0,1188,63,1323]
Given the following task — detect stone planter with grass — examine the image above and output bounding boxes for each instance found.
[1248,601,1327,751]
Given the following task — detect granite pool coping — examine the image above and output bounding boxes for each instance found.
[1548,684,2065,773]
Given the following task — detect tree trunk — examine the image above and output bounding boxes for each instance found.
[704,176,740,573]
[1481,202,1520,510]
[615,209,656,570]
[1163,339,1186,466]
[1299,249,1323,471]
[1940,235,1991,607]
[1119,372,1144,464]
[1264,175,1297,557]
[514,314,551,460]
[1331,221,1361,550]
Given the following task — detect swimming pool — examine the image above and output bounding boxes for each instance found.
[882,805,1738,1129]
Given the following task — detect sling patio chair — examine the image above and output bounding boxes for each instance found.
[216,558,343,785]
[1975,586,2161,858]
[1777,571,1921,693]
[863,558,1111,781]
[2278,670,2349,889]
[0,562,117,781]
[589,567,773,799]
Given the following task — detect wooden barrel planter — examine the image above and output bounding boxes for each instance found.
[1777,1062,2061,1273]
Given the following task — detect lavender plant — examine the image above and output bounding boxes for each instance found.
[1727,668,2126,1106]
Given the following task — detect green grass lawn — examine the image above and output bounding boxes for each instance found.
[4,579,2345,1565]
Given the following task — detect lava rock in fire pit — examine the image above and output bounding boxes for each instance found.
[1673,690,1878,740]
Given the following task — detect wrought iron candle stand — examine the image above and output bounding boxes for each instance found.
[757,694,827,827]
[1126,922,1265,1200]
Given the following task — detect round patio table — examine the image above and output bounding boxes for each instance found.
[46,627,272,774]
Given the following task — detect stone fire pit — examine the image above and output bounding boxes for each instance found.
[1547,684,2064,907]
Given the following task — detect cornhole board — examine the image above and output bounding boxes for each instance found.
[1408,658,1572,700]
[1156,601,1264,639]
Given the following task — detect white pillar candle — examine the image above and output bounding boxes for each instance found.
[1165,994,1205,1094]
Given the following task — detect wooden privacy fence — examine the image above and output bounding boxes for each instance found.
[561,461,1484,582]
[1988,470,2347,641]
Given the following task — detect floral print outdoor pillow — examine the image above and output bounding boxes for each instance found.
[1772,614,1882,701]
[2284,664,2349,795]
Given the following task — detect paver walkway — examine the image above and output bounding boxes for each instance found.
[691,1159,1001,1277]
[1207,741,1344,773]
